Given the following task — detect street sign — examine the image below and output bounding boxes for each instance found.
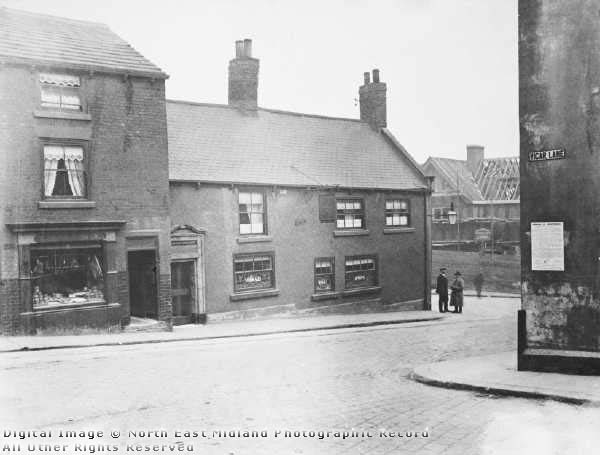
[475,228,491,242]
[528,148,566,162]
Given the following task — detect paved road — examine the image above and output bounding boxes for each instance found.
[0,297,595,455]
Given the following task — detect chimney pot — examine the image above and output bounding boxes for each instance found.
[235,40,244,58]
[359,69,387,129]
[229,39,259,110]
[372,69,380,83]
[243,39,252,58]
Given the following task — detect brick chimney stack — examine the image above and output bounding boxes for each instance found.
[228,39,259,110]
[466,145,485,175]
[359,68,387,130]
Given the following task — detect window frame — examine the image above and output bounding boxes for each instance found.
[314,257,335,294]
[432,207,451,223]
[232,252,276,293]
[344,254,378,290]
[238,189,268,235]
[38,72,84,112]
[385,198,411,227]
[336,197,366,230]
[40,139,89,201]
[29,244,106,309]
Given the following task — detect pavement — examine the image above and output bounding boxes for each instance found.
[0,308,441,353]
[412,352,600,406]
[4,291,597,410]
[4,294,598,454]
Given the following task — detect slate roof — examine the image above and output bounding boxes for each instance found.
[423,157,483,201]
[167,100,428,190]
[0,7,167,78]
[423,156,520,202]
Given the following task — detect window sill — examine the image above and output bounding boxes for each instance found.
[38,200,96,209]
[383,227,416,234]
[229,288,280,301]
[30,300,106,313]
[236,235,273,244]
[311,291,341,301]
[333,229,370,237]
[342,286,382,297]
[34,109,91,121]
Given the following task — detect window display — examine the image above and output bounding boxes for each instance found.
[30,247,105,308]
[233,253,274,292]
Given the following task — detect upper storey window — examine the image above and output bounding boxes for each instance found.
[39,73,82,111]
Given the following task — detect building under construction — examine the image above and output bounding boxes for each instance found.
[422,145,520,250]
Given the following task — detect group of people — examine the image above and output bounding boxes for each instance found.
[435,267,465,313]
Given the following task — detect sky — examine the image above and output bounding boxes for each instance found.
[1,0,518,164]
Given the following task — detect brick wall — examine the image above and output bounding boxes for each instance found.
[0,65,170,334]
[170,184,428,314]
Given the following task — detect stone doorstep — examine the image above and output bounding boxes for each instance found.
[122,317,169,333]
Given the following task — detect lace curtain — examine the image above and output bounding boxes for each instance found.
[43,146,85,197]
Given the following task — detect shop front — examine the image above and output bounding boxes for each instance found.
[7,221,126,334]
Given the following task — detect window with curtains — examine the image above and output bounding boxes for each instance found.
[39,73,82,111]
[336,198,365,229]
[43,145,86,198]
[385,199,410,226]
[239,190,266,235]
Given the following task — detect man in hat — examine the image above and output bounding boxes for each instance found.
[435,267,449,313]
[451,271,465,313]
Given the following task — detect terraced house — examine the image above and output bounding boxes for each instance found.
[0,8,433,334]
[167,40,433,322]
[0,8,171,334]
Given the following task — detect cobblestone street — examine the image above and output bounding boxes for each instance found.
[1,297,596,454]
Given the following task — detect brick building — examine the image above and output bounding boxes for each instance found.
[518,0,600,373]
[0,8,171,334]
[167,40,433,322]
[422,146,520,249]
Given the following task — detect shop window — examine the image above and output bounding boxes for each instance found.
[385,199,410,226]
[40,73,82,111]
[30,247,104,308]
[336,198,365,229]
[314,257,335,293]
[233,253,274,292]
[43,145,86,198]
[239,191,266,234]
[344,255,377,289]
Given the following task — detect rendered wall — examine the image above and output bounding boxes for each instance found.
[519,0,600,352]
[170,184,429,314]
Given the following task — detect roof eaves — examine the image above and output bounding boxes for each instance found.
[0,56,169,79]
[380,128,428,183]
[168,178,430,192]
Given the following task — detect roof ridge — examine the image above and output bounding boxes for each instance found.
[484,156,519,161]
[1,6,108,28]
[166,99,364,123]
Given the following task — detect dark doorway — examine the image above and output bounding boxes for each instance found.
[128,250,158,319]
[170,261,196,325]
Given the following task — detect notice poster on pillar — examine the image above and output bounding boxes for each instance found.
[531,222,564,271]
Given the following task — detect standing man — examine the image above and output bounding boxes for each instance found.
[435,267,449,313]
[451,271,465,313]
[474,270,484,298]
